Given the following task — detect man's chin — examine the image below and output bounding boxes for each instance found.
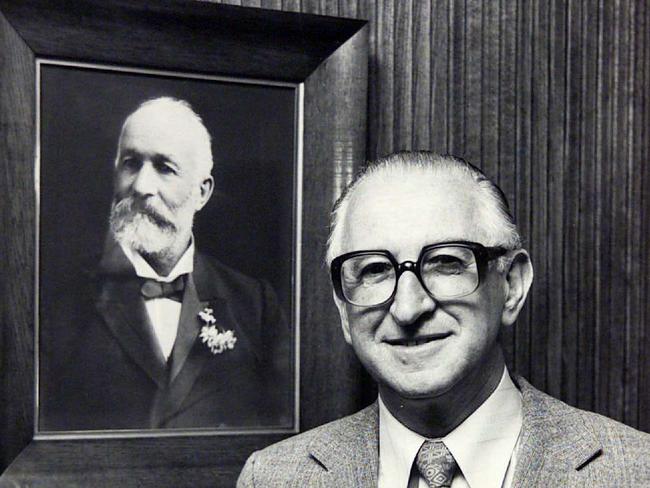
[392,386,452,401]
[380,372,459,401]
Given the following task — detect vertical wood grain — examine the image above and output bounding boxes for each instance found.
[0,10,36,469]
[595,0,611,418]
[464,0,482,162]
[393,0,413,150]
[635,0,649,432]
[546,0,566,400]
[529,0,550,392]
[429,0,449,153]
[577,0,598,414]
[412,0,431,150]
[481,0,499,178]
[562,0,580,407]
[448,0,466,155]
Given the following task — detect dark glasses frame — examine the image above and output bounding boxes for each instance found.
[330,240,508,307]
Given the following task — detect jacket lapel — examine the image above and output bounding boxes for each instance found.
[307,403,379,485]
[301,378,605,486]
[168,274,206,382]
[511,376,602,486]
[94,241,168,388]
[150,252,235,426]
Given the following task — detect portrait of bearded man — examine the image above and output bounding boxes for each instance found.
[39,97,293,432]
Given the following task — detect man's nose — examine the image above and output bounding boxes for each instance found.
[131,161,157,196]
[389,271,437,326]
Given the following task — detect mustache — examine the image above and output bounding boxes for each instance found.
[111,196,176,230]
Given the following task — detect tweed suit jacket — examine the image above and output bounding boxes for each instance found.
[39,238,293,431]
[238,376,650,487]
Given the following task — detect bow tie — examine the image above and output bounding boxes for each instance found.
[140,275,186,302]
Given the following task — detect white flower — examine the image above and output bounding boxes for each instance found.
[198,307,216,324]
[199,325,237,355]
[197,307,236,355]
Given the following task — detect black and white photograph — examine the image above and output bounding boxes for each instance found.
[0,1,648,487]
[37,62,298,433]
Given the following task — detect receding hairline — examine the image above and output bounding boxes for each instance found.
[117,97,214,178]
[326,152,522,264]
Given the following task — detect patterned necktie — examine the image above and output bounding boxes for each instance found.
[140,275,186,302]
[415,440,458,488]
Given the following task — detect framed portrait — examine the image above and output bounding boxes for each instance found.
[37,61,299,435]
[0,1,367,485]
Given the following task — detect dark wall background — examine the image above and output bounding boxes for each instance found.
[208,0,650,432]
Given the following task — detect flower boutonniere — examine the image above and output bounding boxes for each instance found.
[198,307,237,355]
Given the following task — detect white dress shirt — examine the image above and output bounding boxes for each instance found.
[120,241,194,361]
[378,368,523,488]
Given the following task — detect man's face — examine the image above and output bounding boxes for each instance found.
[335,172,508,401]
[110,108,209,256]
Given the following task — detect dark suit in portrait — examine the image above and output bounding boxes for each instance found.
[40,238,291,431]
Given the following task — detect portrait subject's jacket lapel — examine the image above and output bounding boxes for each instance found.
[307,403,379,485]
[94,240,168,388]
[168,273,206,382]
[93,240,266,428]
[150,252,241,426]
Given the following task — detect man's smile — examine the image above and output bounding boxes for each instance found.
[383,332,453,348]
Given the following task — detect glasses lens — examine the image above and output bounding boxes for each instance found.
[340,254,396,306]
[420,246,479,298]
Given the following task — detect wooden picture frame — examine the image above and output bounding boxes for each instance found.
[0,1,367,484]
[36,60,299,436]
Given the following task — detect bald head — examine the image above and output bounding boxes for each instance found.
[117,97,213,180]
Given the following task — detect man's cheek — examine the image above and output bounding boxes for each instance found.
[114,178,132,198]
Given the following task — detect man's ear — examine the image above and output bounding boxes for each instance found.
[333,292,352,345]
[195,175,214,211]
[501,249,533,327]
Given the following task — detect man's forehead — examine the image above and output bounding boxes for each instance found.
[341,171,487,254]
[122,106,198,140]
[118,107,203,161]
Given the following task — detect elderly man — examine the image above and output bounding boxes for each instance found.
[41,97,291,431]
[238,152,649,487]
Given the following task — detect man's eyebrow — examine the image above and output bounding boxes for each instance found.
[152,153,180,168]
[118,148,180,167]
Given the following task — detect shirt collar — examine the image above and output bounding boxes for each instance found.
[378,367,523,488]
[120,237,195,282]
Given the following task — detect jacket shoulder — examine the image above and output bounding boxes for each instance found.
[250,406,371,461]
[238,405,377,487]
[196,252,262,290]
[578,406,650,446]
[194,251,278,319]
[519,376,649,447]
[515,376,650,485]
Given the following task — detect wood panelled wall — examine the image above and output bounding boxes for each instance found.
[211,0,650,432]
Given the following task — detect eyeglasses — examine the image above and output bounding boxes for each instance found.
[330,241,508,307]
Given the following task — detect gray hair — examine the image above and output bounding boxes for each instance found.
[117,96,214,178]
[326,151,522,269]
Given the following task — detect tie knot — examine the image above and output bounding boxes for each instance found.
[415,440,458,488]
[140,275,186,302]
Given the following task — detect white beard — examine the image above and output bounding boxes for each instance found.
[109,194,196,257]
